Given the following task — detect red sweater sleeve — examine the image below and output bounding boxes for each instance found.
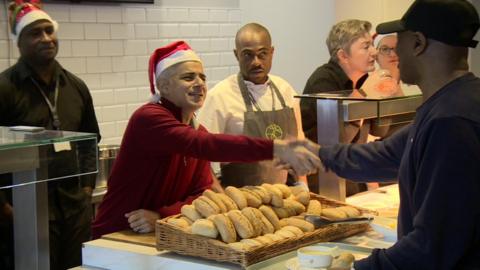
[157,161,213,217]
[129,104,274,161]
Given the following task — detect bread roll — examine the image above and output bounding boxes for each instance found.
[240,238,262,249]
[273,184,292,198]
[273,206,290,219]
[251,207,275,234]
[336,206,361,217]
[259,205,281,230]
[193,196,220,218]
[254,235,273,245]
[217,193,238,211]
[285,199,306,215]
[226,210,255,239]
[191,219,218,238]
[330,253,355,269]
[263,233,283,242]
[203,189,227,213]
[322,208,348,220]
[282,217,314,232]
[295,191,310,206]
[261,183,284,207]
[282,225,304,237]
[306,200,322,215]
[240,189,262,208]
[289,185,306,196]
[274,229,296,239]
[244,186,271,204]
[167,217,190,229]
[225,186,247,209]
[211,214,237,243]
[181,204,202,221]
[241,207,263,237]
[180,216,193,225]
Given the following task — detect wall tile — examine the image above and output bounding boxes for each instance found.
[99,40,124,56]
[210,38,229,51]
[123,8,146,23]
[101,73,126,88]
[79,74,101,90]
[126,71,148,87]
[220,52,236,66]
[158,24,179,38]
[190,9,210,22]
[135,24,158,39]
[115,88,138,104]
[168,8,189,22]
[179,24,200,37]
[85,24,110,40]
[219,23,238,37]
[57,57,87,74]
[136,56,150,71]
[189,39,210,52]
[146,8,168,22]
[110,24,135,40]
[112,56,137,72]
[209,9,228,22]
[99,122,117,138]
[97,7,122,23]
[57,40,72,57]
[70,6,97,23]
[229,10,241,22]
[91,89,115,106]
[72,41,98,57]
[147,39,169,54]
[124,40,147,56]
[199,24,219,37]
[43,5,70,22]
[58,23,84,40]
[87,57,112,73]
[102,105,127,121]
[199,53,220,67]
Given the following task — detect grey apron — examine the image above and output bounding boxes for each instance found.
[220,73,298,187]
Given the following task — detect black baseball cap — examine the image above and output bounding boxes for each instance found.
[376,0,480,48]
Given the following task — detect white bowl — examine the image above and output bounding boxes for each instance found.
[297,246,334,268]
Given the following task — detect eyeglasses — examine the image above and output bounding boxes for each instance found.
[378,46,396,56]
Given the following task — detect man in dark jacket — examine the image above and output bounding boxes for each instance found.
[308,0,480,269]
[0,2,100,269]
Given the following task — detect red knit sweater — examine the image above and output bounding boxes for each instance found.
[92,98,273,239]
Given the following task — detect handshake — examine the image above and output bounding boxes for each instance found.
[272,139,324,177]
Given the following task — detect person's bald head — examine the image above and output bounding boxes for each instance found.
[235,23,272,49]
[234,23,274,84]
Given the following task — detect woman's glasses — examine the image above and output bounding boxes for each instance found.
[378,46,396,56]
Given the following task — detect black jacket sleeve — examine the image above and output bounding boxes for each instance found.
[318,124,409,181]
[355,118,480,270]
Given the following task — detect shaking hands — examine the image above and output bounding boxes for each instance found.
[273,139,324,177]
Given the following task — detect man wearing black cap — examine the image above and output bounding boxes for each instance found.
[307,0,480,269]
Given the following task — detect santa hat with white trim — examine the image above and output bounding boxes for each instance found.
[8,0,58,43]
[148,40,202,97]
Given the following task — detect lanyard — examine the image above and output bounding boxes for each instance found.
[31,76,61,130]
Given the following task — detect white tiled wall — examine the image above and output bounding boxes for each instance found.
[0,0,241,144]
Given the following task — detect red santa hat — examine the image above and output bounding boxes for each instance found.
[8,1,58,43]
[148,40,202,95]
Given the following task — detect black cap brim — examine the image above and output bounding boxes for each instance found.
[376,20,406,34]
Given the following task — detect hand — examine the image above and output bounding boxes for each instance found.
[125,209,159,233]
[361,69,402,98]
[273,139,322,177]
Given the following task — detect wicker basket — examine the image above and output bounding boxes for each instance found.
[156,193,376,268]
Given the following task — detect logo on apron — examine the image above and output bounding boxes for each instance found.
[265,123,283,139]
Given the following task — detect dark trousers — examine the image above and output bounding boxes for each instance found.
[0,217,13,270]
[49,205,92,270]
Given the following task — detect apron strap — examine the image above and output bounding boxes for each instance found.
[237,73,255,112]
[237,73,288,112]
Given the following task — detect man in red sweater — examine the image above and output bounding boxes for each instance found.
[92,41,320,238]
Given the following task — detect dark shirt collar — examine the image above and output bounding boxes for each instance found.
[328,59,368,89]
[16,58,65,87]
[417,72,476,113]
[160,97,183,121]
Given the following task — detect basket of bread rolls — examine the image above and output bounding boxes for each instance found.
[155,184,376,268]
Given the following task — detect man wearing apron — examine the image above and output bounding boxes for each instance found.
[198,23,307,187]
